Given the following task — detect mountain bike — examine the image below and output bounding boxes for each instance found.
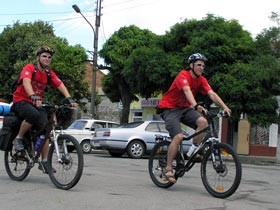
[3,102,84,190]
[148,108,242,198]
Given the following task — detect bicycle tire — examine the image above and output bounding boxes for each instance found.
[48,134,84,190]
[148,141,178,188]
[201,143,242,198]
[4,146,30,181]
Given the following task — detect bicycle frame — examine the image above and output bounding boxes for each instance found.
[176,111,225,175]
[21,104,69,168]
[149,110,242,198]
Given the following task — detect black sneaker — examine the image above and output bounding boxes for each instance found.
[38,161,56,174]
[14,138,24,151]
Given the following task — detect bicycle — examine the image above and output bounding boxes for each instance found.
[3,101,84,190]
[148,107,242,198]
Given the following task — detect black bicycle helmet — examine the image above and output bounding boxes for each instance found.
[36,46,55,56]
[187,53,207,64]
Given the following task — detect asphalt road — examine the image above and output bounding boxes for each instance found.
[0,150,280,210]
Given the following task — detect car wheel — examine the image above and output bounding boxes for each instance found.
[81,140,92,153]
[108,150,124,157]
[127,140,145,159]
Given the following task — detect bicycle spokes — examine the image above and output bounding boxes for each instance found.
[201,143,242,198]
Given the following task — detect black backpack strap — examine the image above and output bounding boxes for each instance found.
[33,64,51,85]
[44,68,51,85]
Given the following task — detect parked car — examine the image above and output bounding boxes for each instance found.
[62,119,120,153]
[91,120,192,159]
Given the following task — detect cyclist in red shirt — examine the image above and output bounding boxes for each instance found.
[12,46,77,173]
[158,53,231,183]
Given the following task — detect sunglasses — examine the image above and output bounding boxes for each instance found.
[194,63,205,68]
[41,55,52,59]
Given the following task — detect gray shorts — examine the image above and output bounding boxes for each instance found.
[161,108,202,138]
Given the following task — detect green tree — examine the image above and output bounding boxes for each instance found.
[99,25,158,123]
[133,14,280,125]
[162,14,256,75]
[255,12,280,58]
[123,46,177,97]
[100,14,280,126]
[0,21,90,110]
[212,55,280,126]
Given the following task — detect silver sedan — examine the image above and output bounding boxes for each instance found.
[91,120,192,159]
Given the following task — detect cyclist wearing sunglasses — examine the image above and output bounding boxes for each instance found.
[11,46,77,173]
[157,53,231,183]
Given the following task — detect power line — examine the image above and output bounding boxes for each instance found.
[0,10,92,16]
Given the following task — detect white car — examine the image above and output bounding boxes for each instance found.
[63,119,120,153]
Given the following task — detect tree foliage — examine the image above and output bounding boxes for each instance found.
[99,25,158,123]
[0,21,90,110]
[100,14,280,126]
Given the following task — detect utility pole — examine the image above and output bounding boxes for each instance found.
[91,0,102,118]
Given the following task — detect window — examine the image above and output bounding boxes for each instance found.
[68,120,87,130]
[91,122,106,131]
[120,121,144,128]
[108,123,120,128]
[146,122,160,132]
[158,122,168,133]
[132,111,142,122]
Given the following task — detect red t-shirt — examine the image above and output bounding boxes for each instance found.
[13,63,63,103]
[158,70,212,108]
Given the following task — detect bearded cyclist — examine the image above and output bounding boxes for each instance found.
[157,53,231,183]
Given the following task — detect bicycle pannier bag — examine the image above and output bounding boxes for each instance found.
[0,113,21,151]
[0,127,13,151]
[3,113,21,129]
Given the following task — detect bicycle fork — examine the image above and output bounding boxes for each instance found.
[52,129,69,164]
[208,139,226,174]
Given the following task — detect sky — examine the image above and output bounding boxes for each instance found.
[1,0,280,62]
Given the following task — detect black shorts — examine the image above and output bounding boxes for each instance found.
[11,101,48,131]
[161,108,202,139]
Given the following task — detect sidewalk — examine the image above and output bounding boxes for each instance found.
[238,155,279,165]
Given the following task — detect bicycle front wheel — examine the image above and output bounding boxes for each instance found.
[148,141,178,188]
[48,134,84,190]
[4,146,30,181]
[201,143,242,198]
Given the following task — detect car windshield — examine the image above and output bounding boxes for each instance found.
[119,121,144,128]
[67,120,87,130]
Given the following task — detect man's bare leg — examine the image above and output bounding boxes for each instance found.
[14,120,32,151]
[17,120,32,138]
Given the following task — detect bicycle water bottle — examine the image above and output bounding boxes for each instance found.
[34,135,45,151]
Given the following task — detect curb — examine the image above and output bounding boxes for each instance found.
[238,155,279,165]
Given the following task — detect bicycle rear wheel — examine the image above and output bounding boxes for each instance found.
[48,134,84,190]
[148,141,179,188]
[201,143,242,198]
[4,146,30,181]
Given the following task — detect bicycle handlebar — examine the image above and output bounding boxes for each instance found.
[42,102,74,109]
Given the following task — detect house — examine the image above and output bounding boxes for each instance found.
[81,62,120,123]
